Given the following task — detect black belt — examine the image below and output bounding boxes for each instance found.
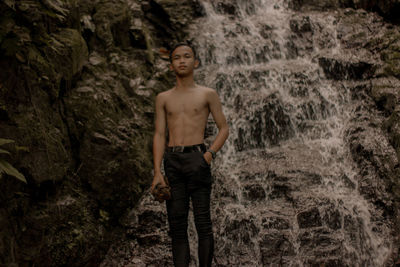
[166,143,206,153]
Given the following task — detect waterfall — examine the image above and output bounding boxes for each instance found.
[192,0,392,265]
[102,0,394,266]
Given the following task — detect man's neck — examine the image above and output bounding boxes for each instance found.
[175,74,196,91]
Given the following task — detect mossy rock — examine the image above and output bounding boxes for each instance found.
[46,28,88,80]
[383,110,400,160]
[383,62,400,79]
[381,51,400,62]
[91,0,131,48]
[371,87,397,114]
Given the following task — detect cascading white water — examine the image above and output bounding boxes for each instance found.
[187,0,392,266]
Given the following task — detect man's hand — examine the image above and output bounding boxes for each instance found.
[203,152,213,165]
[151,172,166,193]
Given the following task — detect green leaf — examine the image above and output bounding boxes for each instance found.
[0,159,27,183]
[0,148,11,155]
[15,146,30,153]
[0,138,14,146]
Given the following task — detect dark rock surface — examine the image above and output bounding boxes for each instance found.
[297,207,323,228]
[0,0,201,265]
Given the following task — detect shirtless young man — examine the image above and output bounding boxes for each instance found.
[151,42,229,267]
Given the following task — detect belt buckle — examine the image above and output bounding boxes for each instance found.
[173,146,184,152]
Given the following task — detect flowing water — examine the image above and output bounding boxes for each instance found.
[102,0,394,266]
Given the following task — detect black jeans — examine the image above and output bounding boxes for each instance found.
[163,144,214,267]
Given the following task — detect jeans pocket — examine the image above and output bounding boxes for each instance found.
[200,152,211,167]
[197,152,213,184]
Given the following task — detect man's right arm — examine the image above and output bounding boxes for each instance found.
[151,93,167,192]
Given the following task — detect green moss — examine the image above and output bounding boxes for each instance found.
[383,62,400,78]
[28,46,51,71]
[42,7,61,19]
[48,28,88,79]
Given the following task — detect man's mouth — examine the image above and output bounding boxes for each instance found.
[178,66,186,69]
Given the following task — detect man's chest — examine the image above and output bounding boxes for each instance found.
[165,95,208,117]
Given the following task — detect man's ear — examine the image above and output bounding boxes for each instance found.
[194,59,200,69]
[169,63,174,71]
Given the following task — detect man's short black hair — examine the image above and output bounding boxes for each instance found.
[169,41,198,62]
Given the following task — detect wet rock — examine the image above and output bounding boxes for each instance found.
[366,29,400,78]
[235,93,295,151]
[306,258,344,266]
[136,210,167,234]
[340,173,356,189]
[343,215,362,246]
[289,16,313,33]
[262,216,291,230]
[344,0,400,24]
[212,0,256,17]
[318,57,376,80]
[286,16,314,58]
[213,1,237,16]
[370,78,399,114]
[295,171,322,185]
[136,233,162,247]
[285,39,300,59]
[297,207,323,228]
[298,229,340,253]
[260,233,295,265]
[259,24,274,39]
[383,109,400,160]
[226,46,251,65]
[323,209,342,230]
[288,0,340,11]
[143,0,204,43]
[224,217,259,243]
[269,184,292,201]
[243,183,266,200]
[289,0,400,24]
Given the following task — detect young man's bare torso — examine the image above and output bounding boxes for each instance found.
[159,85,213,147]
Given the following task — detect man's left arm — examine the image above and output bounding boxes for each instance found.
[204,89,229,163]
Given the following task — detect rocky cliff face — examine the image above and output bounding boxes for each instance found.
[0,0,202,265]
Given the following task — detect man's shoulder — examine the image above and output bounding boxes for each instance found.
[156,88,174,100]
[197,85,217,94]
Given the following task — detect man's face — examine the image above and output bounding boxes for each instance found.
[169,45,199,76]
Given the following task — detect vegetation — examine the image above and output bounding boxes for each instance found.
[0,138,27,183]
